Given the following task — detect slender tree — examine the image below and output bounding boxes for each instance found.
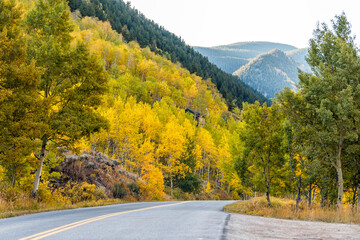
[241,102,284,207]
[0,0,42,186]
[25,0,108,197]
[278,13,360,211]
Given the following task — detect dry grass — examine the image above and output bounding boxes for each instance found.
[0,196,128,219]
[224,196,360,224]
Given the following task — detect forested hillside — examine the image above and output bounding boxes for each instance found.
[194,41,298,74]
[66,0,267,109]
[233,49,299,98]
[196,42,311,99]
[0,0,246,206]
[0,0,359,220]
[285,48,311,72]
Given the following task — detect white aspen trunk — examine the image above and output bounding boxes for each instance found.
[32,135,48,198]
[169,154,173,197]
[207,155,211,183]
[336,163,344,212]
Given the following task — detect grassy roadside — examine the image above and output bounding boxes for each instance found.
[224,197,360,224]
[0,199,129,219]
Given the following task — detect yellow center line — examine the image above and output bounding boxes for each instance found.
[19,201,187,240]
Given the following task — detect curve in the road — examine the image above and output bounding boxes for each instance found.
[19,201,188,240]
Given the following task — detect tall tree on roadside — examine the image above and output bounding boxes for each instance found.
[0,0,42,186]
[25,0,108,197]
[278,13,360,211]
[241,102,284,207]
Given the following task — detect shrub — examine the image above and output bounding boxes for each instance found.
[64,182,105,203]
[127,182,140,196]
[176,174,201,194]
[113,183,127,199]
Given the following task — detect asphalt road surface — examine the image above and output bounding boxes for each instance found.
[0,201,235,240]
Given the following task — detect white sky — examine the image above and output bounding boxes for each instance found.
[126,0,360,48]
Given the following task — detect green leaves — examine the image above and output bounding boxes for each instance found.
[278,13,360,208]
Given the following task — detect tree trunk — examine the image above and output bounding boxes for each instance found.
[265,178,272,207]
[263,163,272,207]
[32,135,48,198]
[308,182,312,208]
[352,184,357,211]
[170,171,173,197]
[11,166,16,187]
[296,176,302,211]
[170,154,173,197]
[221,173,223,188]
[335,135,344,212]
[207,155,211,183]
[335,162,344,212]
[264,150,272,207]
[288,141,301,211]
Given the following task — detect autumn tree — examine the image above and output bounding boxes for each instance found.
[139,138,165,200]
[0,0,42,186]
[241,102,285,207]
[173,138,201,194]
[160,117,186,196]
[25,0,108,197]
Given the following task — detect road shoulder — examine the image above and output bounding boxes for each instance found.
[225,213,360,240]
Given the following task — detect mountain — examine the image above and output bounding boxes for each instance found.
[194,42,311,99]
[233,49,299,98]
[286,48,311,73]
[194,42,298,74]
[67,0,267,109]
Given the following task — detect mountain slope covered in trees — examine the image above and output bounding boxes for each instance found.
[1,0,247,205]
[194,41,298,74]
[285,48,311,72]
[233,49,300,98]
[195,42,311,98]
[67,0,267,109]
[1,0,359,221]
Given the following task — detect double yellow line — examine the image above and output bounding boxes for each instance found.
[19,201,187,240]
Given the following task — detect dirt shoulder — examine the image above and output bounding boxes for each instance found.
[225,213,360,240]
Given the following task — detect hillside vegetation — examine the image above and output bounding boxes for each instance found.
[0,0,242,211]
[233,49,299,98]
[0,0,359,222]
[67,0,267,109]
[194,41,298,74]
[196,42,311,99]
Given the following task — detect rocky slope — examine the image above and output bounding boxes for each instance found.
[50,152,141,200]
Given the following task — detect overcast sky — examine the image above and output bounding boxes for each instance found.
[126,0,360,48]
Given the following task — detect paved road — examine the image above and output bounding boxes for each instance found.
[0,201,235,240]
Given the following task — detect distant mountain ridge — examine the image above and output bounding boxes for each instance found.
[194,42,298,74]
[194,42,310,98]
[233,49,299,98]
